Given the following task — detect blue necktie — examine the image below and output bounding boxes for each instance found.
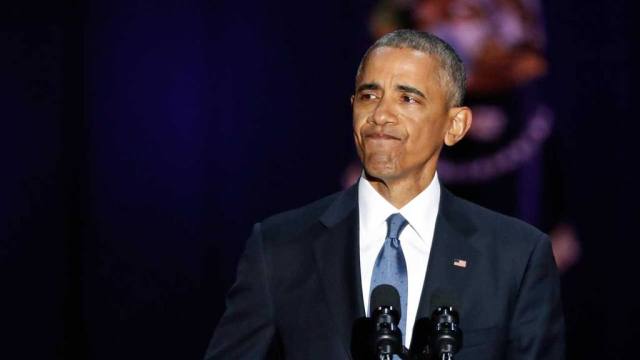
[370,213,409,339]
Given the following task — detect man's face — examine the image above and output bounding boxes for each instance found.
[352,46,454,184]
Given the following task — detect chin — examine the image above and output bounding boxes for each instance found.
[363,162,398,182]
[359,150,403,180]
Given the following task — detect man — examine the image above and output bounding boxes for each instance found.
[204,30,564,359]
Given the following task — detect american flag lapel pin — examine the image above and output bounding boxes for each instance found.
[453,259,467,268]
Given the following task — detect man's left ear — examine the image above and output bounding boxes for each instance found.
[444,106,472,146]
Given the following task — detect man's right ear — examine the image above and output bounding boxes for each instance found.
[350,95,355,105]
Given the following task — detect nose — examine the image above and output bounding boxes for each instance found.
[369,96,396,126]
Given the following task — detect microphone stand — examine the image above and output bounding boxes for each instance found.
[377,345,410,360]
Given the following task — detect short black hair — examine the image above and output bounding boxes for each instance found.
[356,29,466,107]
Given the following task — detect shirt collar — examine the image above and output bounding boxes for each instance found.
[358,172,441,242]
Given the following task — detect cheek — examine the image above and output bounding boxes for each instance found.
[409,124,445,153]
[352,113,368,137]
[352,115,362,129]
[404,116,432,138]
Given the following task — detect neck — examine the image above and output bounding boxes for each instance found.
[365,168,436,208]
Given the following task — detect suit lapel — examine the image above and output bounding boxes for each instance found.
[416,187,479,320]
[313,185,365,358]
[310,184,479,356]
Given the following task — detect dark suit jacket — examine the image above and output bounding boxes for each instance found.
[204,184,565,359]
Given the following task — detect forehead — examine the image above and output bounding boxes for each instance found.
[358,47,441,86]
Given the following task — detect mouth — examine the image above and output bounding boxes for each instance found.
[364,132,401,141]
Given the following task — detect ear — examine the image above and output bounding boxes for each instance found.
[444,106,472,146]
[350,94,355,106]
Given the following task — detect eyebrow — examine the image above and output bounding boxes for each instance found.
[356,83,380,93]
[396,84,426,99]
[356,83,426,99]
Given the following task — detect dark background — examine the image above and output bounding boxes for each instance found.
[1,0,637,359]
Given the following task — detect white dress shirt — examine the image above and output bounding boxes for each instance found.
[358,172,441,347]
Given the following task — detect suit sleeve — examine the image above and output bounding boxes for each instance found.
[204,223,277,359]
[506,234,566,359]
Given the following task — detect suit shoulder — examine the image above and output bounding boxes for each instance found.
[257,190,343,237]
[448,191,547,245]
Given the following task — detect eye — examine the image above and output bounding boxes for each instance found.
[359,92,378,101]
[402,94,418,104]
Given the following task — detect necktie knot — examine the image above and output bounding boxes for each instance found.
[386,213,408,242]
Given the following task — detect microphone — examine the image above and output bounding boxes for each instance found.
[408,292,462,360]
[370,284,404,359]
[430,306,462,360]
